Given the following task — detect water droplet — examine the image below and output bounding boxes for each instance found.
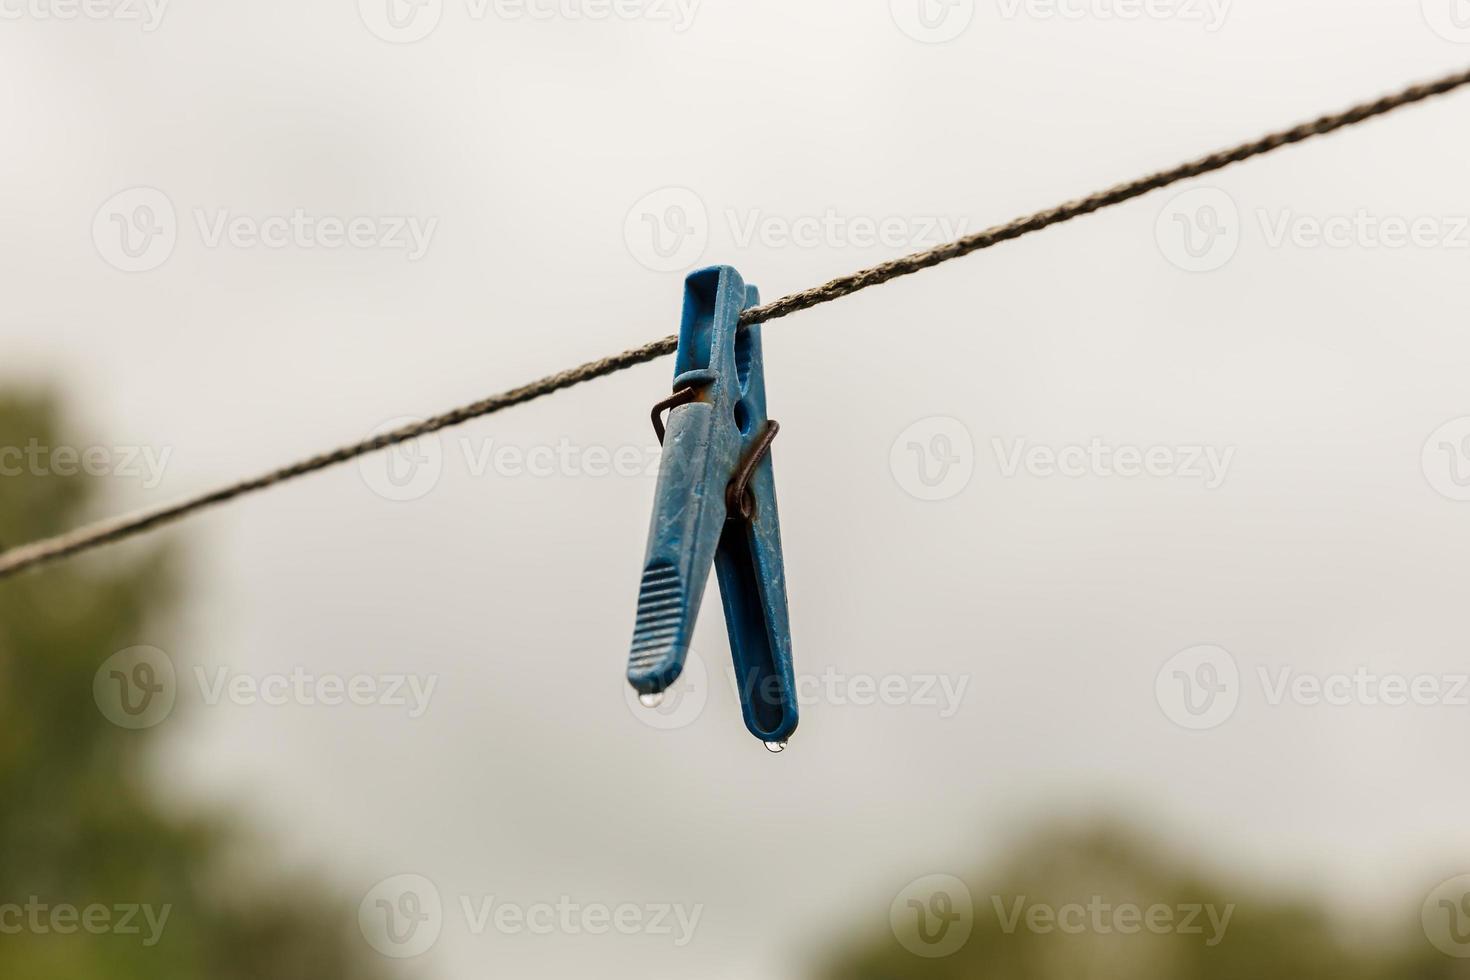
[638,692,664,709]
[764,741,787,754]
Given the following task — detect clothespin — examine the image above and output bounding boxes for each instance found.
[627,265,798,751]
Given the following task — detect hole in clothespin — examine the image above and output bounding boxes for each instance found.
[733,400,751,435]
[734,325,753,390]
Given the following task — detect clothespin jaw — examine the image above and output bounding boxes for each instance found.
[628,265,799,747]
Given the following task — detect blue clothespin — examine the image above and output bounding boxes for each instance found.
[628,265,798,750]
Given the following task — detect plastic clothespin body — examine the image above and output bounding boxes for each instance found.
[628,266,798,745]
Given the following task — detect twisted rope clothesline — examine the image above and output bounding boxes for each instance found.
[3,63,1469,581]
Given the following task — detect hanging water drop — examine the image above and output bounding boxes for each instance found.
[638,692,664,709]
[764,741,787,754]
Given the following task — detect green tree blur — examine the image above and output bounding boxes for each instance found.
[821,820,1470,980]
[0,392,389,979]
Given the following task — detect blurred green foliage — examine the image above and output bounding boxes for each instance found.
[0,392,389,980]
[822,820,1470,980]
